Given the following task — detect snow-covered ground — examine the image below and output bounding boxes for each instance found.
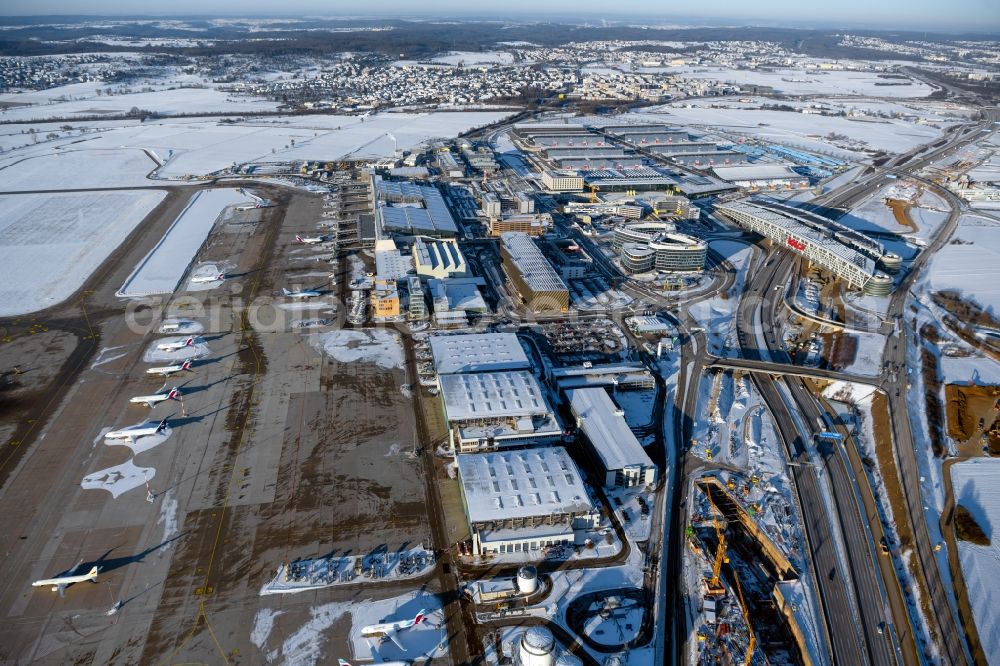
[668,66,934,98]
[0,189,166,316]
[642,105,944,157]
[842,331,887,376]
[118,188,252,297]
[0,85,280,122]
[950,458,1000,665]
[688,240,755,357]
[80,459,154,498]
[311,328,405,370]
[260,545,434,595]
[431,50,514,66]
[926,214,1000,313]
[0,146,158,191]
[346,591,447,664]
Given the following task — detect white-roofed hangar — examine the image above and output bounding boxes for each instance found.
[457,447,599,556]
[568,388,657,489]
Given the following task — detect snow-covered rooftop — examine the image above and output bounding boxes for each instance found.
[429,332,530,375]
[457,447,595,523]
[568,388,655,474]
[440,370,551,421]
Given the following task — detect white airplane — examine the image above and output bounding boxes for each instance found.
[360,609,427,650]
[105,418,169,443]
[129,387,180,408]
[32,563,100,597]
[156,337,195,352]
[296,234,328,245]
[282,287,322,299]
[339,660,409,666]
[146,360,193,377]
[191,273,226,284]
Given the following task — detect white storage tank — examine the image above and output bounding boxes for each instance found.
[517,565,539,595]
[519,626,555,666]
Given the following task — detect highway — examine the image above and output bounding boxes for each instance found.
[704,108,999,665]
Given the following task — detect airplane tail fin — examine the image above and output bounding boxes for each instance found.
[414,608,427,625]
[337,660,351,666]
[168,388,180,400]
[295,235,303,242]
[181,360,192,371]
[185,337,194,346]
[282,288,291,296]
[87,566,99,579]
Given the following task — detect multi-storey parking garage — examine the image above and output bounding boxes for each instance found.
[716,198,898,295]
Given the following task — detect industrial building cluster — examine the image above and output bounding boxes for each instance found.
[426,332,657,557]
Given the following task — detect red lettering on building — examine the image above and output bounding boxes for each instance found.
[786,237,807,252]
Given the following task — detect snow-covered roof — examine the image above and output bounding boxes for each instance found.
[500,232,568,293]
[568,388,655,474]
[429,333,530,375]
[712,164,805,182]
[440,370,550,421]
[457,447,595,523]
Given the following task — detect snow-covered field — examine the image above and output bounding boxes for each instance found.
[0,146,157,192]
[0,86,280,122]
[0,189,166,315]
[950,457,1000,665]
[927,214,1000,313]
[311,328,405,370]
[642,105,944,156]
[118,188,252,297]
[431,50,514,66]
[670,66,934,98]
[0,110,513,185]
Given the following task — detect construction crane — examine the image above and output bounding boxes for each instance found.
[731,564,758,666]
[706,493,727,595]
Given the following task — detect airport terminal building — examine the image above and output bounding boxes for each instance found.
[457,447,600,556]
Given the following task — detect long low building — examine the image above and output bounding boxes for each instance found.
[429,332,529,375]
[716,199,896,295]
[581,166,736,197]
[457,447,600,556]
[440,370,563,452]
[568,388,657,488]
[712,164,810,190]
[500,231,570,313]
[550,362,655,391]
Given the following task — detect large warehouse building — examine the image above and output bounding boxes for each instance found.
[568,388,657,489]
[440,370,563,452]
[429,332,530,375]
[372,175,458,237]
[716,199,898,295]
[457,447,600,556]
[500,232,570,313]
[413,237,469,279]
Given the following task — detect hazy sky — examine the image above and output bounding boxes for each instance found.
[1,0,997,32]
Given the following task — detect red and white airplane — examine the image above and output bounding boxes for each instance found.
[129,387,180,408]
[360,609,427,650]
[156,337,195,352]
[296,234,328,245]
[32,563,100,597]
[191,273,226,284]
[146,360,193,377]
